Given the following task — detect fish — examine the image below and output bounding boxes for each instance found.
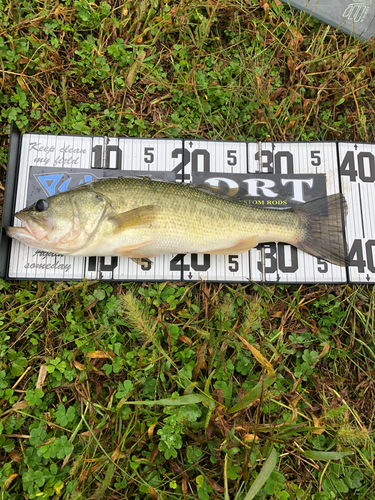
[6,177,348,266]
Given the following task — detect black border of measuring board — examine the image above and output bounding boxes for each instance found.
[0,125,368,284]
[0,122,22,279]
[336,141,350,285]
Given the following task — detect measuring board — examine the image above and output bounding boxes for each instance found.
[1,123,375,283]
[281,0,375,40]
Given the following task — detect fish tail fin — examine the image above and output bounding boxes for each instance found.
[293,193,348,267]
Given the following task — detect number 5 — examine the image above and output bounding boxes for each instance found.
[311,151,321,166]
[144,147,154,164]
[227,150,237,166]
[228,255,239,272]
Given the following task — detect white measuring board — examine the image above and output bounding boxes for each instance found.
[7,134,184,281]
[338,143,375,283]
[4,130,371,283]
[85,137,184,281]
[182,139,250,282]
[7,134,92,280]
[247,142,346,283]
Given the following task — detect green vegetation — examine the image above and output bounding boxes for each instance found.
[0,281,374,499]
[0,0,375,498]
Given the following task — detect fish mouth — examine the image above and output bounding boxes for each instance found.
[6,225,40,247]
[6,212,51,243]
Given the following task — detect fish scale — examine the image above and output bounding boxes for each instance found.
[91,178,301,255]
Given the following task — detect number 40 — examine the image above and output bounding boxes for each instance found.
[348,239,375,272]
[340,151,375,182]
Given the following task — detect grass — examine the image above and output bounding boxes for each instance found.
[0,0,375,498]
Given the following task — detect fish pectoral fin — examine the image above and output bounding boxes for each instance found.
[110,205,159,232]
[114,240,154,257]
[206,236,260,255]
[130,257,153,268]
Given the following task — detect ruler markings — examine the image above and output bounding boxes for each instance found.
[358,184,366,239]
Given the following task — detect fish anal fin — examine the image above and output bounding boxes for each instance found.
[114,240,154,257]
[205,236,260,255]
[110,205,159,232]
[130,257,153,269]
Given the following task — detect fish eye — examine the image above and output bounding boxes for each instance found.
[35,199,49,212]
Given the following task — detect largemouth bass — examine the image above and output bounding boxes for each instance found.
[6,177,348,266]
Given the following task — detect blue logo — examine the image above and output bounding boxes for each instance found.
[34,173,97,197]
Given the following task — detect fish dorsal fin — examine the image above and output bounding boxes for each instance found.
[193,184,240,199]
[110,205,159,232]
[205,185,239,196]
